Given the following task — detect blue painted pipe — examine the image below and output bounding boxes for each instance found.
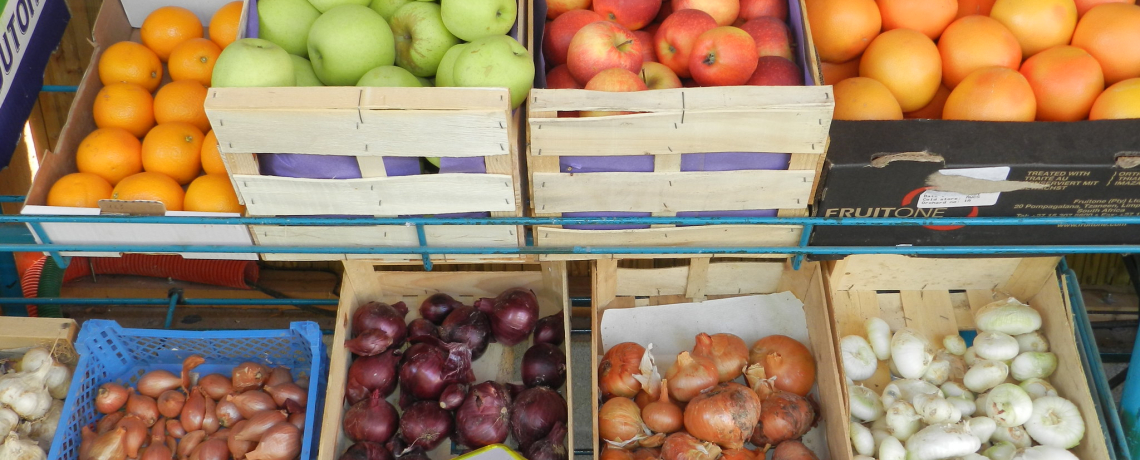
[41,85,79,92]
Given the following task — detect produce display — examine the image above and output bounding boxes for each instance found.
[47,3,246,214]
[0,347,74,460]
[598,332,821,460]
[540,0,806,98]
[78,355,309,460]
[819,0,1140,122]
[338,289,568,459]
[840,296,1085,460]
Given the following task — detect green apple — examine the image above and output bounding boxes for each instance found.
[369,0,414,21]
[440,0,517,42]
[452,35,534,109]
[417,77,434,86]
[212,38,297,87]
[291,55,324,86]
[390,3,460,77]
[433,43,467,87]
[308,0,370,13]
[258,0,321,57]
[357,66,423,87]
[308,5,396,86]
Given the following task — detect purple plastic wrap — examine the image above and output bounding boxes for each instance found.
[257,154,421,179]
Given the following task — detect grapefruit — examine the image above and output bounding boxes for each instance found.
[859,29,942,112]
[833,77,904,120]
[943,67,1037,121]
[1020,45,1104,121]
[938,15,1022,89]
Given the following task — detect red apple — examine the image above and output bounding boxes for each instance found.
[567,20,644,84]
[583,68,648,116]
[689,26,758,86]
[643,22,660,36]
[547,64,584,88]
[547,0,593,20]
[746,55,803,86]
[654,9,718,78]
[544,10,605,67]
[632,31,658,62]
[739,17,792,60]
[593,0,663,30]
[735,0,786,24]
[672,0,740,25]
[655,0,674,23]
[640,61,683,88]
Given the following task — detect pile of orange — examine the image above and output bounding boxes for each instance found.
[811,0,1140,121]
[49,2,246,214]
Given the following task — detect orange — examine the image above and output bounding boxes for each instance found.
[153,80,211,133]
[1075,0,1135,17]
[859,29,942,112]
[957,0,998,18]
[185,175,245,213]
[92,83,156,138]
[201,130,227,175]
[943,67,1037,121]
[989,0,1078,58]
[1071,3,1140,84]
[141,6,204,61]
[878,0,958,39]
[1089,78,1140,119]
[821,57,860,84]
[168,38,222,87]
[905,84,952,119]
[833,77,903,120]
[938,16,1022,89]
[75,128,143,185]
[209,1,244,49]
[47,173,113,208]
[98,41,163,92]
[805,0,881,63]
[1020,45,1104,121]
[141,122,204,185]
[111,172,186,211]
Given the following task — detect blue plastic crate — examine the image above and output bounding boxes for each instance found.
[48,320,328,460]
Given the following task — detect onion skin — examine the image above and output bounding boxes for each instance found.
[482,287,540,346]
[399,400,454,452]
[601,446,636,460]
[407,318,441,343]
[216,398,243,428]
[166,418,186,438]
[722,448,760,460]
[228,420,255,459]
[511,386,569,449]
[642,379,684,434]
[346,349,401,405]
[96,383,130,414]
[750,390,815,446]
[191,438,228,460]
[235,410,288,442]
[232,362,269,392]
[198,374,233,401]
[178,430,207,459]
[661,432,722,460]
[420,293,464,324]
[127,389,161,426]
[600,343,647,400]
[399,337,475,400]
[666,352,719,403]
[97,411,126,434]
[116,414,148,458]
[230,390,276,419]
[440,306,492,360]
[772,440,818,460]
[89,426,128,460]
[454,381,512,448]
[352,302,409,349]
[749,335,817,397]
[523,422,568,460]
[344,390,399,444]
[157,390,186,419]
[288,412,306,430]
[683,382,762,449]
[137,370,181,398]
[340,442,394,460]
[244,422,302,460]
[599,397,645,444]
[522,343,567,389]
[266,367,293,387]
[692,333,749,383]
[533,311,566,346]
[266,382,308,408]
[201,390,220,434]
[439,383,468,411]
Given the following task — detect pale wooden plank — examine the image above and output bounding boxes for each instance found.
[827,255,1025,291]
[879,293,906,331]
[950,291,974,330]
[355,156,387,178]
[486,107,524,221]
[251,224,521,247]
[528,86,834,112]
[534,224,802,248]
[650,155,682,228]
[234,173,516,216]
[705,261,785,296]
[998,257,1062,302]
[966,289,998,319]
[616,265,689,297]
[532,170,813,213]
[684,258,710,301]
[593,259,619,311]
[370,270,544,298]
[207,86,509,111]
[538,253,790,261]
[899,290,958,343]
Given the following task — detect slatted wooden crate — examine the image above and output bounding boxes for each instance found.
[320,261,572,459]
[590,258,846,458]
[825,255,1110,460]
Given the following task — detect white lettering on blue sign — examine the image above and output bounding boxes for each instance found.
[0,0,46,101]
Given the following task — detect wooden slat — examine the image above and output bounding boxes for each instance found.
[830,290,882,338]
[998,257,1063,301]
[827,255,1027,291]
[207,86,510,111]
[684,258,710,300]
[899,290,958,341]
[251,224,520,247]
[879,293,906,331]
[233,173,516,216]
[650,155,682,228]
[529,86,833,112]
[532,170,813,213]
[615,261,785,298]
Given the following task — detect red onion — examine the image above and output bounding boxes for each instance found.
[439,383,468,410]
[340,442,395,460]
[440,306,492,360]
[506,382,527,399]
[344,389,399,444]
[399,400,454,452]
[750,390,815,446]
[420,293,463,324]
[522,343,567,389]
[523,422,568,460]
[533,311,565,346]
[398,453,431,460]
[347,349,402,405]
[347,328,404,357]
[399,391,420,410]
[399,337,475,400]
[510,386,568,450]
[477,288,540,346]
[350,301,409,348]
[385,436,407,457]
[407,318,441,343]
[454,381,511,448]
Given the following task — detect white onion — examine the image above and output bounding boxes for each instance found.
[964,346,978,366]
[937,350,968,383]
[967,416,997,443]
[1012,446,1080,460]
[882,379,942,409]
[871,428,892,451]
[944,335,967,356]
[904,423,981,460]
[1010,352,1057,381]
[941,382,973,399]
[1024,396,1084,449]
[965,360,1009,393]
[922,355,951,386]
[866,317,892,361]
[913,394,961,424]
[850,385,885,422]
[985,441,1019,460]
[949,396,977,417]
[850,421,875,457]
[891,328,934,380]
[885,401,923,441]
[842,335,879,382]
[986,383,1034,427]
[1014,332,1049,353]
[975,392,990,415]
[878,435,906,460]
[992,426,1032,448]
[1019,378,1058,400]
[975,298,1042,335]
[974,332,1021,361]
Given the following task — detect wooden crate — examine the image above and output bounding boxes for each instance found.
[0,317,78,357]
[319,261,573,459]
[824,255,1110,460]
[590,258,847,459]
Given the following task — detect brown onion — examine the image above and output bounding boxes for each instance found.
[89,426,128,460]
[635,390,654,409]
[640,432,666,448]
[181,354,205,392]
[232,362,269,392]
[665,352,718,403]
[191,438,228,460]
[198,374,233,401]
[772,440,819,460]
[157,390,186,419]
[127,389,160,426]
[632,448,661,460]
[683,382,761,449]
[642,378,683,434]
[201,390,220,434]
[181,387,206,432]
[230,390,276,418]
[265,382,308,408]
[96,382,130,414]
[749,335,816,397]
[216,398,243,428]
[288,412,306,430]
[228,421,255,460]
[661,432,721,460]
[601,446,635,460]
[97,411,126,434]
[178,430,207,459]
[137,370,181,398]
[116,414,148,458]
[750,390,815,446]
[692,333,749,383]
[266,367,293,387]
[140,430,174,460]
[79,425,97,460]
[599,397,646,444]
[167,418,186,438]
[721,448,760,460]
[744,363,778,401]
[235,410,288,442]
[245,422,301,460]
[600,343,647,400]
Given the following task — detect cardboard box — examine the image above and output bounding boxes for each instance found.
[20,0,256,260]
[0,0,70,166]
[812,120,1140,251]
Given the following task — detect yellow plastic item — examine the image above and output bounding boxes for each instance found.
[455,444,526,460]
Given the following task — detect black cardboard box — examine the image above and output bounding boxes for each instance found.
[811,120,1140,251]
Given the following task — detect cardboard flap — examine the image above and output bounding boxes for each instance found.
[98,200,167,215]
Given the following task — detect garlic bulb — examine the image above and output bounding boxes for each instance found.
[27,400,62,450]
[0,363,54,419]
[19,348,52,373]
[45,362,71,400]
[0,407,18,438]
[0,433,47,460]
